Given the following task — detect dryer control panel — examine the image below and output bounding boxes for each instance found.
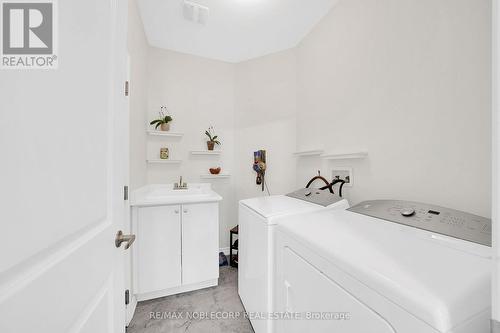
[348,200,492,246]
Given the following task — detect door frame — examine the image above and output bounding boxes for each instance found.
[493,0,499,330]
[110,0,130,330]
[124,54,137,326]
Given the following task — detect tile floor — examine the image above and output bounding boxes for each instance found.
[127,267,254,333]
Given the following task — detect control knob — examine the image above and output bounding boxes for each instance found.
[400,208,415,217]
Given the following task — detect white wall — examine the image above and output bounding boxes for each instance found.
[146,48,236,249]
[143,47,299,248]
[234,49,298,200]
[128,0,148,191]
[295,0,492,217]
[130,0,492,253]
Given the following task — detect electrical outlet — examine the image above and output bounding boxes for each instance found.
[332,167,353,187]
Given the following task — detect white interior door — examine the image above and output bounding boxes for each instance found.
[0,0,129,332]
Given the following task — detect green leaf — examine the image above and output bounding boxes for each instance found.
[212,135,218,140]
[155,123,161,129]
[150,119,160,125]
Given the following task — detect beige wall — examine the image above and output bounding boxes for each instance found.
[295,0,492,217]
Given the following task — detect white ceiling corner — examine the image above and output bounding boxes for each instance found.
[137,0,339,63]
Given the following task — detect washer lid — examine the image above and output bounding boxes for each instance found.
[239,195,348,221]
[275,209,491,332]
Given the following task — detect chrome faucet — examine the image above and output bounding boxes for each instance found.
[174,176,188,190]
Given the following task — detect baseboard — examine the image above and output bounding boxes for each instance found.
[219,247,230,255]
[136,279,219,302]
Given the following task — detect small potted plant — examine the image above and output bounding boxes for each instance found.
[205,126,221,151]
[150,106,173,131]
[209,167,221,175]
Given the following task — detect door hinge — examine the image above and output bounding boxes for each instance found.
[125,80,129,96]
[125,289,130,305]
[124,186,129,201]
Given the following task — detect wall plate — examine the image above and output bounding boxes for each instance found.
[331,167,353,187]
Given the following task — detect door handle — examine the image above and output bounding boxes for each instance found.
[115,230,136,250]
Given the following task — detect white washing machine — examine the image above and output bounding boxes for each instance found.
[238,189,349,333]
[273,200,492,333]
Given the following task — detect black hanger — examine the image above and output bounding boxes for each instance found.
[319,178,346,197]
[306,171,333,193]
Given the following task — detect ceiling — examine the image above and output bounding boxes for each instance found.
[137,0,339,63]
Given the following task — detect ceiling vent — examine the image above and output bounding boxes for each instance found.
[183,1,209,25]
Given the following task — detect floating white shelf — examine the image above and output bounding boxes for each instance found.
[200,174,231,179]
[293,149,324,157]
[190,150,222,155]
[147,130,184,137]
[147,159,182,164]
[321,152,368,160]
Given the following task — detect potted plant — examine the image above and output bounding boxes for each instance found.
[209,167,221,175]
[150,106,173,131]
[205,126,221,151]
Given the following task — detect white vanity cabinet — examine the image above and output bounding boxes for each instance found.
[181,203,220,285]
[132,200,220,301]
[135,205,182,295]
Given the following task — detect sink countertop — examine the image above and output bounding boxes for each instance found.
[131,183,222,207]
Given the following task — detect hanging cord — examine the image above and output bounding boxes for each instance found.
[264,177,271,196]
[319,179,347,197]
[306,171,333,193]
[338,180,346,198]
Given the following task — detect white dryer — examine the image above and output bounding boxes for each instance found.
[238,189,349,333]
[273,200,492,333]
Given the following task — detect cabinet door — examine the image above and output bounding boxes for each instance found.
[181,203,219,285]
[136,205,182,294]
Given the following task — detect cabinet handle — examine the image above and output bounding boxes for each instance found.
[174,210,179,214]
[183,209,188,213]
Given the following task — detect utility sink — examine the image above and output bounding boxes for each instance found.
[131,183,222,206]
[148,187,206,197]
